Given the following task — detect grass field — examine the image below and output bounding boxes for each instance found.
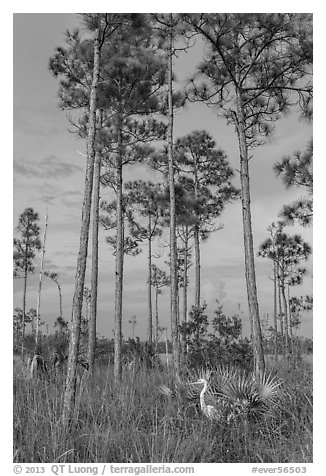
[13,358,312,464]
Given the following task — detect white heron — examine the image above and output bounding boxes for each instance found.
[190,378,223,421]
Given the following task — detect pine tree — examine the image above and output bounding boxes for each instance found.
[149,13,191,376]
[124,180,165,343]
[13,208,42,354]
[100,197,141,258]
[50,13,111,427]
[185,13,312,376]
[274,140,313,226]
[96,31,167,382]
[174,131,239,307]
[265,223,281,360]
[259,231,311,356]
[49,14,155,412]
[151,131,238,312]
[35,210,48,345]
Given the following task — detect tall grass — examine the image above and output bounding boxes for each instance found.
[13,360,312,463]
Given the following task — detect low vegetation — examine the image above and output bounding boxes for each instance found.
[13,357,312,464]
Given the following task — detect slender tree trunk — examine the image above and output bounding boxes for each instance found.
[167,15,179,376]
[177,286,180,326]
[287,285,293,341]
[277,270,284,355]
[183,230,188,325]
[88,111,102,373]
[62,25,101,428]
[165,328,169,367]
[114,118,124,383]
[194,225,201,308]
[281,282,289,357]
[147,218,153,343]
[22,264,28,357]
[193,158,201,309]
[155,287,159,349]
[57,283,63,319]
[182,232,189,354]
[235,86,265,378]
[36,211,48,345]
[273,258,278,361]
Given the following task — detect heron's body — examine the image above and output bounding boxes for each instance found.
[194,378,222,421]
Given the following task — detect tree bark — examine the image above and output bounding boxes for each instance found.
[182,230,189,354]
[22,263,28,356]
[167,15,180,376]
[183,229,188,325]
[62,25,101,428]
[273,257,278,361]
[281,279,290,357]
[114,118,124,383]
[165,328,169,367]
[155,287,159,349]
[277,267,284,355]
[88,141,101,373]
[193,158,201,309]
[194,225,201,308]
[235,86,265,378]
[147,217,153,343]
[288,285,293,339]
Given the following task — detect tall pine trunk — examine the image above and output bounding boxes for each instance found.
[277,268,284,355]
[88,144,101,373]
[167,15,180,375]
[281,278,290,357]
[182,230,189,354]
[147,218,153,343]
[235,86,265,378]
[193,160,201,309]
[22,263,28,356]
[114,119,124,383]
[288,285,293,340]
[62,25,101,427]
[273,257,278,361]
[183,230,188,325]
[155,286,159,349]
[194,225,201,308]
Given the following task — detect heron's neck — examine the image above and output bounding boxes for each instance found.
[200,381,208,410]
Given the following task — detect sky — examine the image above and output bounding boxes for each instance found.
[13,13,313,340]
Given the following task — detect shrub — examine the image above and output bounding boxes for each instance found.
[179,302,253,370]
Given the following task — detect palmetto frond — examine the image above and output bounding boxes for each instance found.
[213,366,256,400]
[256,372,283,404]
[209,365,283,419]
[157,375,198,406]
[159,366,283,424]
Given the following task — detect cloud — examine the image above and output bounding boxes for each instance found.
[14,155,82,179]
[42,258,61,271]
[201,279,227,306]
[59,190,83,208]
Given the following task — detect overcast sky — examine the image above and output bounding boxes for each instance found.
[13,13,313,339]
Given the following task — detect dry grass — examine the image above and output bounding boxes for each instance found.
[13,360,312,463]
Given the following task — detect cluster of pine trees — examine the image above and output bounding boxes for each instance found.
[14,13,313,427]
